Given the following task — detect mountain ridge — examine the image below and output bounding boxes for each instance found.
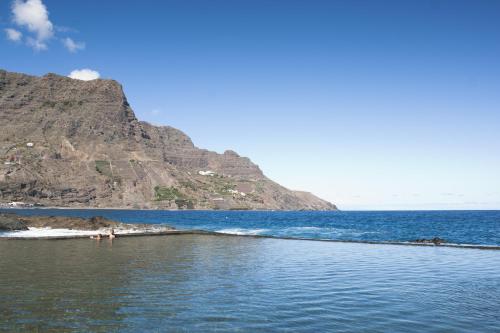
[0,69,336,210]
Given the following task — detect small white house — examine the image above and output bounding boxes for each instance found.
[198,170,215,176]
[228,189,247,196]
[26,142,34,148]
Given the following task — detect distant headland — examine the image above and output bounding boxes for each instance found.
[0,70,336,210]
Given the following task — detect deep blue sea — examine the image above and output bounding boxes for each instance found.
[3,209,500,246]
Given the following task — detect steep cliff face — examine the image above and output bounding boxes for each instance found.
[0,69,336,210]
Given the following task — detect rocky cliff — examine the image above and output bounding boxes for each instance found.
[0,69,336,210]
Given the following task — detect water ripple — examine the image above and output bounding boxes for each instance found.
[1,235,499,332]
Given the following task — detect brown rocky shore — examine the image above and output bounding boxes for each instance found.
[0,212,175,238]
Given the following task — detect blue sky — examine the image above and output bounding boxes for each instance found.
[1,0,500,210]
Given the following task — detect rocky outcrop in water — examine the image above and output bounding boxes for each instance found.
[0,213,28,230]
[0,69,336,210]
[0,212,173,231]
[413,237,446,245]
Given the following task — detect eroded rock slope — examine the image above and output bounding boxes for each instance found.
[0,70,336,210]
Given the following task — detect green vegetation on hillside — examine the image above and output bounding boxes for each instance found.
[154,186,195,209]
[95,160,121,187]
[154,186,183,201]
[179,181,197,191]
[95,160,112,177]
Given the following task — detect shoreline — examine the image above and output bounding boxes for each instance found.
[0,206,339,212]
[1,228,499,251]
[4,207,500,213]
[1,210,498,250]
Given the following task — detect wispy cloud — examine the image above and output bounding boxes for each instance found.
[54,25,78,33]
[441,193,465,197]
[26,36,47,50]
[4,28,22,41]
[5,0,85,52]
[62,37,85,52]
[11,0,53,50]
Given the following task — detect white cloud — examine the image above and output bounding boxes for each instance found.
[7,0,86,52]
[68,69,100,81]
[26,36,47,50]
[11,0,53,50]
[62,37,85,52]
[5,28,22,41]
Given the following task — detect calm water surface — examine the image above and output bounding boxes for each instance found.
[1,235,499,332]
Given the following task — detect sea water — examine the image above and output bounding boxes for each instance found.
[0,235,499,332]
[2,209,499,246]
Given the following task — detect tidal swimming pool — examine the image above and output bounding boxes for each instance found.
[0,235,499,332]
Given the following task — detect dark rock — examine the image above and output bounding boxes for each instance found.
[414,237,446,245]
[0,212,175,233]
[17,215,122,230]
[0,214,28,231]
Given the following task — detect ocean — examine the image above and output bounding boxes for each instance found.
[1,210,499,332]
[2,209,500,246]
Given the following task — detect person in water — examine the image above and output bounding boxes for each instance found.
[91,233,103,240]
[108,229,116,239]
